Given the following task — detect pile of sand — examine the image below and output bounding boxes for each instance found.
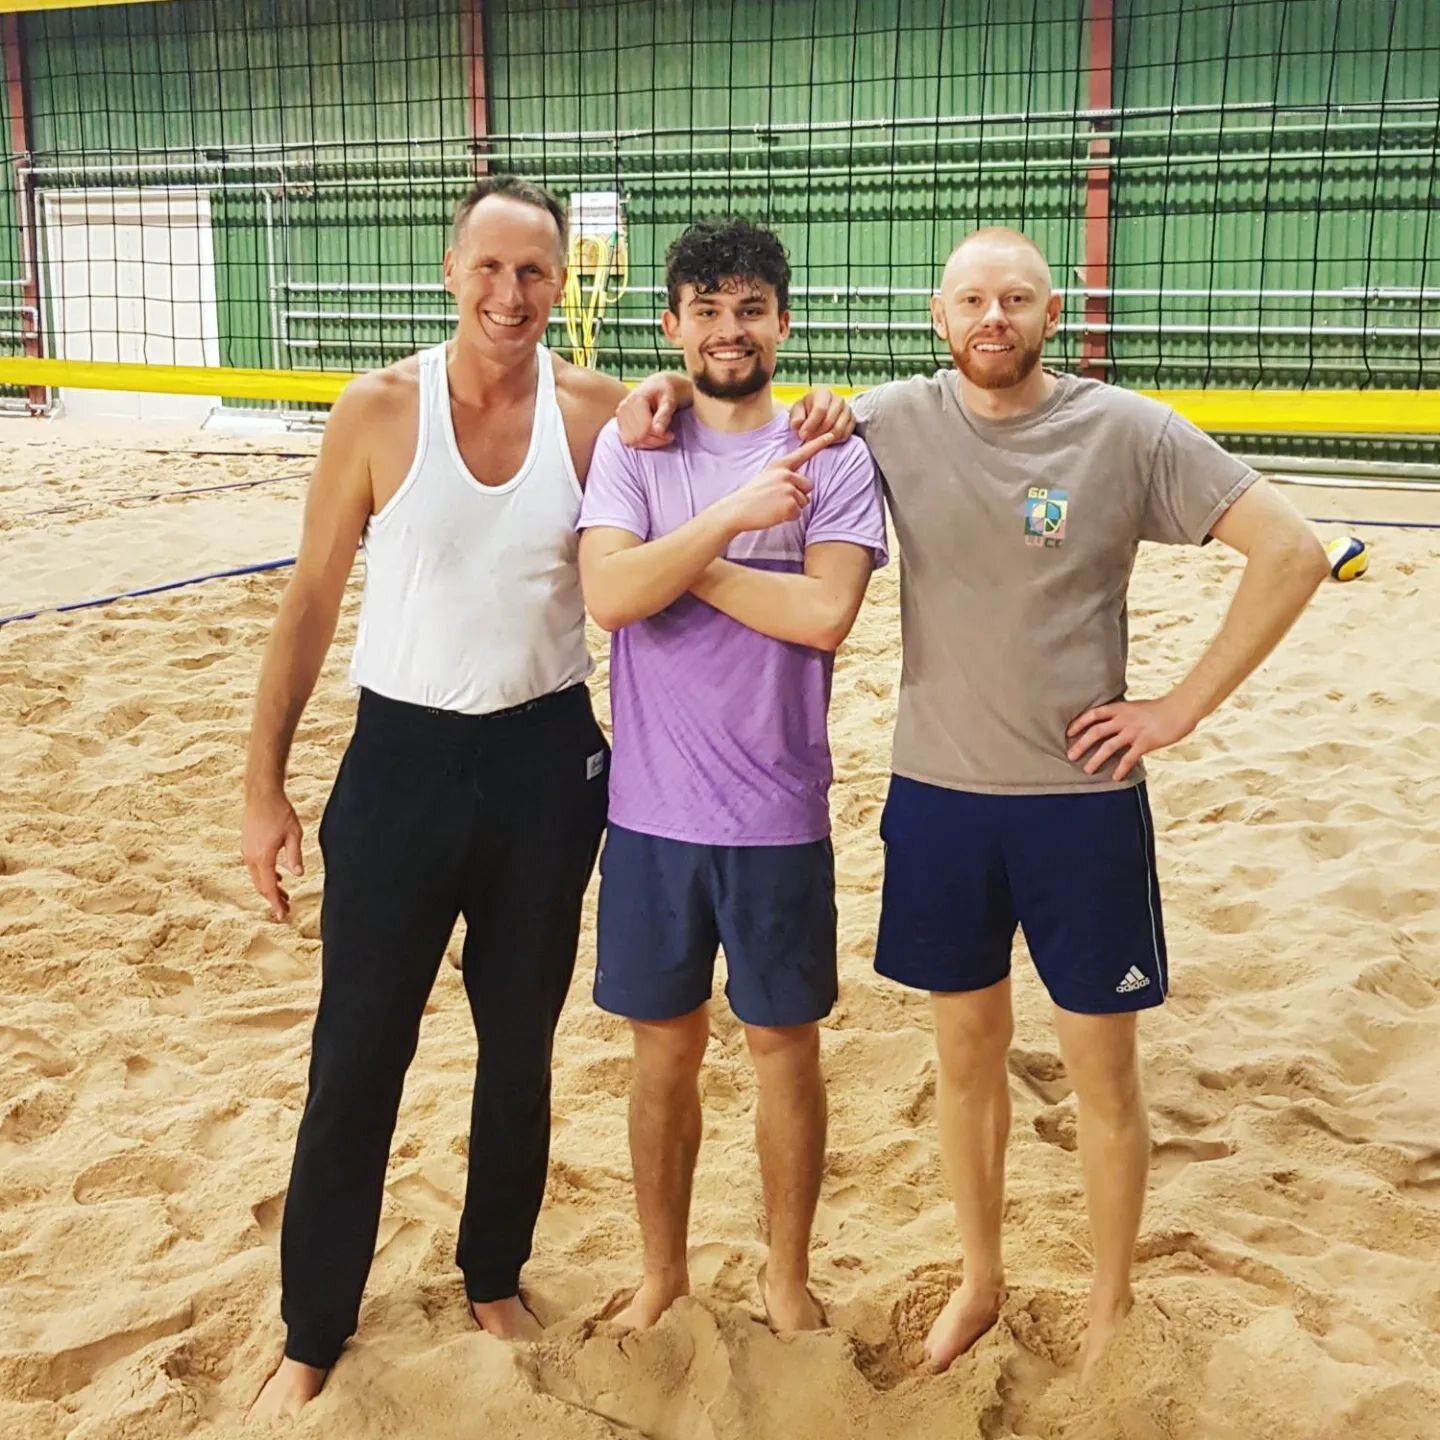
[1,422,1437,1439]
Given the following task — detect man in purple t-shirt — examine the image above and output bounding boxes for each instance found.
[578,218,887,1334]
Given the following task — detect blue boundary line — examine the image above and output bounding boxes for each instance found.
[1,515,1435,629]
[0,558,296,626]
[17,471,308,520]
[1306,517,1440,530]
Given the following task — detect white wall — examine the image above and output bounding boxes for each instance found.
[40,187,221,425]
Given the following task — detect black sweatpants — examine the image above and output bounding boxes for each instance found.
[280,684,608,1370]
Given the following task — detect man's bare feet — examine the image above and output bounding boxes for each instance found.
[1077,1286,1133,1382]
[247,1358,327,1422]
[470,1295,544,1341]
[922,1273,1005,1372]
[609,1272,688,1329]
[762,1270,827,1333]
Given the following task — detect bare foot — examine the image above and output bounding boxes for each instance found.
[923,1275,1004,1372]
[610,1274,688,1330]
[762,1272,826,1333]
[470,1295,543,1342]
[1078,1288,1133,1382]
[247,1358,327,1422]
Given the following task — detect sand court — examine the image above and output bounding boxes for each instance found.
[2,422,1439,1439]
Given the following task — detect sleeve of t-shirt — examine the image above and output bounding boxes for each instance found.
[848,384,888,440]
[576,419,650,540]
[1141,409,1260,546]
[804,437,890,567]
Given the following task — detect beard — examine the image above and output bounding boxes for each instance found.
[692,352,771,400]
[955,332,1046,390]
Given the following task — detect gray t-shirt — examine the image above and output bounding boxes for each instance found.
[853,370,1258,794]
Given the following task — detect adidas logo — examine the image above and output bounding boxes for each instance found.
[1115,966,1152,994]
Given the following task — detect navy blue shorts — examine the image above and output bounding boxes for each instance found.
[875,776,1168,1015]
[594,825,838,1027]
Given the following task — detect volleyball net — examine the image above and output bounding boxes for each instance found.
[0,0,1437,441]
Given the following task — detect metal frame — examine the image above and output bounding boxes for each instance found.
[463,0,488,178]
[3,11,45,413]
[1081,0,1113,381]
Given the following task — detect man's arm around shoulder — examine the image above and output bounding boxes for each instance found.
[552,356,630,482]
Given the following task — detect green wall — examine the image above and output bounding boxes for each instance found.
[19,0,469,389]
[1,0,1436,399]
[1109,0,1440,386]
[486,0,1091,387]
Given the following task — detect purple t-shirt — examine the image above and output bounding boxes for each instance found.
[579,410,888,846]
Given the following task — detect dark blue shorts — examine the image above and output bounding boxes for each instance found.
[875,776,1168,1015]
[594,825,838,1027]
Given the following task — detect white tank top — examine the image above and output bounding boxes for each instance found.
[348,342,593,714]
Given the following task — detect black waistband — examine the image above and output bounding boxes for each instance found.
[355,682,592,736]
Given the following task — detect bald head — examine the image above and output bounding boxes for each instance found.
[930,227,1060,393]
[941,227,1053,297]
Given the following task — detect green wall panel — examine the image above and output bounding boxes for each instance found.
[486,0,1089,386]
[21,0,469,401]
[4,0,1436,397]
[1109,0,1440,386]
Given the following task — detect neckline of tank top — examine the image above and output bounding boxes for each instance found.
[436,341,553,498]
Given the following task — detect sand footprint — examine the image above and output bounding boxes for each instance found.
[76,880,163,917]
[8,1299,195,1404]
[387,1168,462,1224]
[1008,1048,1072,1105]
[1151,1136,1236,1187]
[167,652,225,671]
[123,1055,179,1095]
[251,1191,285,1244]
[1401,1151,1440,1206]
[243,931,311,982]
[73,1149,195,1206]
[1135,1228,1331,1334]
[371,1216,430,1283]
[0,1025,76,1078]
[214,1002,310,1031]
[900,1071,936,1125]
[1354,956,1437,1010]
[1,1082,76,1144]
[1032,1103,1077,1152]
[142,967,198,1017]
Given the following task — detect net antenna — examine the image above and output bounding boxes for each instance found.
[562,189,628,369]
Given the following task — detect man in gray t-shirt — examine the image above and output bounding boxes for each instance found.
[618,226,1328,1380]
[856,228,1326,1378]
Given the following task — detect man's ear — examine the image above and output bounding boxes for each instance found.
[777,309,791,343]
[1044,291,1062,337]
[443,247,457,297]
[660,308,682,347]
[929,293,949,342]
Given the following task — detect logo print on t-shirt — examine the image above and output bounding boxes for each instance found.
[1024,486,1068,548]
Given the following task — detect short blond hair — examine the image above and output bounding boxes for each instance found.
[941,228,1053,292]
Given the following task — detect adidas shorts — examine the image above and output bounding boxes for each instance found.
[874,775,1168,1015]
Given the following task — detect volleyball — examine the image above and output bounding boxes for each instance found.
[1325,535,1370,582]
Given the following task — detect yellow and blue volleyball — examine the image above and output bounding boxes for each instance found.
[1325,535,1369,582]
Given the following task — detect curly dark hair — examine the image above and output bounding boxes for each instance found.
[665,217,790,315]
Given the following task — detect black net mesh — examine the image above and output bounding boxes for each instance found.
[1,0,1436,413]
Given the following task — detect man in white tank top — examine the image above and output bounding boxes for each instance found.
[241,177,854,1420]
[239,177,629,1421]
